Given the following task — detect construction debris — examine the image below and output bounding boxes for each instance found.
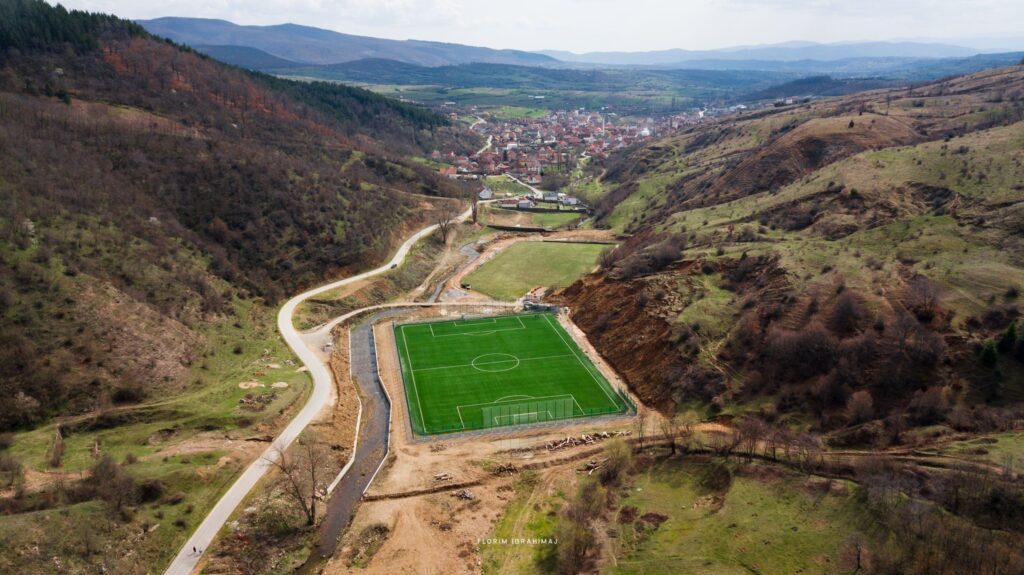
[582,458,610,475]
[493,463,518,475]
[452,489,475,501]
[238,392,276,412]
[433,473,453,482]
[544,430,631,451]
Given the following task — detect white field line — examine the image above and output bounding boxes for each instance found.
[452,317,498,327]
[411,353,573,373]
[400,324,428,435]
[456,393,576,411]
[543,314,618,407]
[428,319,526,337]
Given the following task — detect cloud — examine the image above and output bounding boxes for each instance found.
[56,0,1024,52]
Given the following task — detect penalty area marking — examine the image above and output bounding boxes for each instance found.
[455,393,584,430]
[428,316,527,338]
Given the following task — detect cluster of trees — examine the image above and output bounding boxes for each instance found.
[599,232,687,279]
[0,0,142,53]
[858,460,1024,574]
[981,320,1023,367]
[726,281,951,432]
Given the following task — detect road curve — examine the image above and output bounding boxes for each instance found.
[164,207,472,575]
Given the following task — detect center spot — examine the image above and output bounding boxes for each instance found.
[471,353,520,372]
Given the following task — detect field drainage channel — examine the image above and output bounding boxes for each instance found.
[298,307,410,573]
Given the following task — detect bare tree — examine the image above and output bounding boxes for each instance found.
[846,390,875,424]
[436,203,462,244]
[91,454,137,517]
[736,417,767,459]
[265,432,331,526]
[633,411,648,452]
[659,415,681,455]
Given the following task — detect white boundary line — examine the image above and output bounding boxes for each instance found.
[452,317,498,327]
[399,324,428,435]
[542,314,619,406]
[326,329,362,494]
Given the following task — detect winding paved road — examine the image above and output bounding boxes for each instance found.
[164,209,471,575]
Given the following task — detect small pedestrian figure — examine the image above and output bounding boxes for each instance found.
[193,546,197,554]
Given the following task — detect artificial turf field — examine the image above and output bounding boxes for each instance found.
[393,313,630,435]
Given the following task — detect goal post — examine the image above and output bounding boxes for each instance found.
[481,397,576,429]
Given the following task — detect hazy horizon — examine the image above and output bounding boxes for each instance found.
[55,0,1024,54]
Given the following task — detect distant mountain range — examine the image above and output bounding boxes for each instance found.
[139,17,558,67]
[141,17,1024,104]
[540,41,984,67]
[141,18,1024,72]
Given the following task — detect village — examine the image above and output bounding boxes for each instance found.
[431,106,722,186]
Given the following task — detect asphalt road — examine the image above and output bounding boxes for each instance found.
[163,209,471,575]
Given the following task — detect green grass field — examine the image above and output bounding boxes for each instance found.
[393,313,629,435]
[463,242,606,300]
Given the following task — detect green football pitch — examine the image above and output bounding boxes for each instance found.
[393,313,631,435]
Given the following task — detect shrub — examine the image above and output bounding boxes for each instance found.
[980,341,999,367]
[907,387,950,425]
[997,321,1017,353]
[830,291,862,336]
[599,439,633,486]
[554,518,594,575]
[846,390,874,424]
[698,462,733,492]
[0,454,23,489]
[138,479,166,503]
[90,454,137,516]
[765,322,838,382]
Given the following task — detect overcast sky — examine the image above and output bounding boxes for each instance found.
[56,0,1024,53]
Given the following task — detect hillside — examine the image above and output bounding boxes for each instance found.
[558,65,1024,442]
[0,4,477,571]
[138,17,559,67]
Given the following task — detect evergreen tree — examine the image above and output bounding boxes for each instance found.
[996,321,1017,353]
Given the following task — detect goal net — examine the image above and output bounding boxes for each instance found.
[481,397,576,429]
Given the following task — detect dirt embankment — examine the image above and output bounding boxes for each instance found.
[557,271,688,413]
[555,256,791,414]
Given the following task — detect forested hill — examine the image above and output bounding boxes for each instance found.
[0,0,469,430]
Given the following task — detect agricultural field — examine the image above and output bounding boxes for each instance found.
[393,313,629,435]
[485,175,536,197]
[479,204,581,230]
[463,241,606,300]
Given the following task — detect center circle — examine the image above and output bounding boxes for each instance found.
[471,353,520,372]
